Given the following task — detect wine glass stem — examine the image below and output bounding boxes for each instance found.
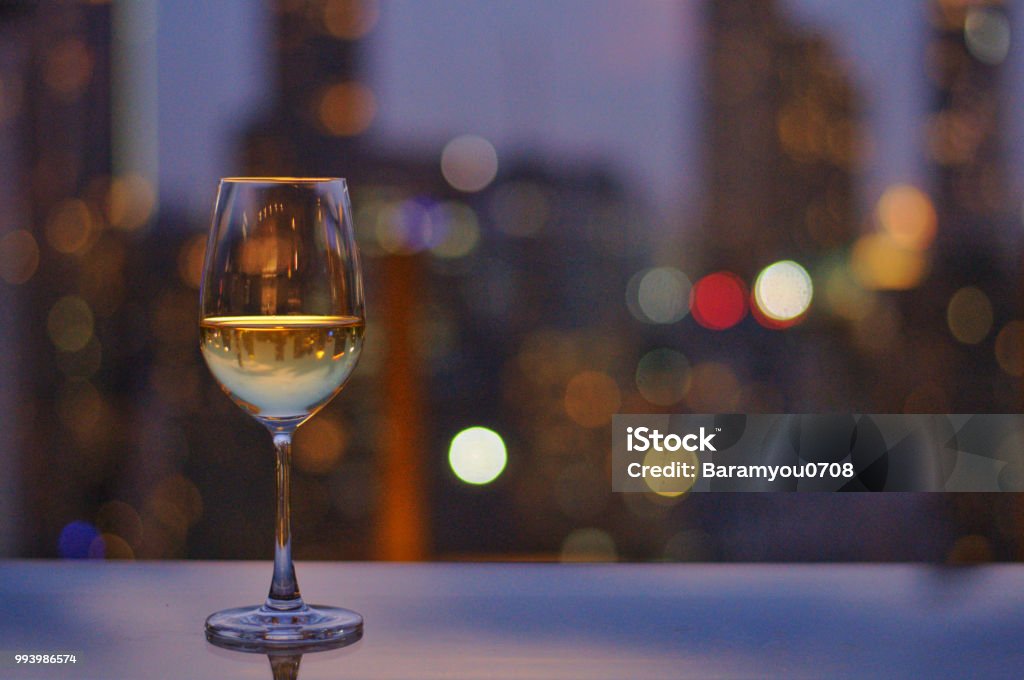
[266,432,303,610]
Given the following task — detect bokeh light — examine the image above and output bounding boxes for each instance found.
[106,174,155,230]
[850,233,928,290]
[90,533,134,560]
[946,286,993,345]
[690,271,747,330]
[294,414,348,475]
[322,0,379,40]
[560,528,617,562]
[876,184,936,251]
[686,362,741,412]
[317,81,376,136]
[994,321,1024,376]
[752,260,812,326]
[441,135,498,193]
[43,39,93,103]
[964,8,1010,65]
[0,229,40,284]
[45,199,95,255]
[58,520,100,559]
[448,426,507,485]
[635,348,690,406]
[564,370,621,428]
[428,202,481,259]
[95,500,144,550]
[177,232,207,288]
[47,296,94,352]
[374,198,440,254]
[630,267,691,324]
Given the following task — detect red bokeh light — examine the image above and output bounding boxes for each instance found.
[690,271,747,330]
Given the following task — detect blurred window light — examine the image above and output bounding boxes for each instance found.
[47,296,95,352]
[45,199,95,255]
[995,321,1024,377]
[753,260,812,326]
[850,233,928,290]
[448,426,507,485]
[876,184,936,251]
[428,202,480,259]
[630,267,690,325]
[564,370,621,428]
[947,286,993,345]
[323,0,379,40]
[964,8,1010,65]
[635,348,690,406]
[560,528,616,562]
[441,135,498,193]
[316,81,377,136]
[106,174,155,230]
[0,229,40,284]
[690,271,747,330]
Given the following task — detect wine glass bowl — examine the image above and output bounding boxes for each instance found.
[199,178,365,649]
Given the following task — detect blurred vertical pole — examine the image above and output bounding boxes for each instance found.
[375,254,429,560]
[112,0,158,206]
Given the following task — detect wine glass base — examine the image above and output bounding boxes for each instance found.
[205,604,363,652]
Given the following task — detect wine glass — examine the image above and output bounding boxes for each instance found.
[199,178,365,649]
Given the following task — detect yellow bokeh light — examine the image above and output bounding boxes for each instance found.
[995,321,1024,377]
[564,370,621,428]
[323,0,379,39]
[45,199,94,254]
[0,229,40,284]
[448,426,507,485]
[43,39,93,102]
[753,260,813,321]
[107,174,155,230]
[47,296,94,352]
[177,233,207,289]
[642,447,698,498]
[317,81,376,136]
[850,233,928,290]
[96,500,144,550]
[876,184,936,251]
[947,286,993,345]
[560,528,617,562]
[441,135,498,193]
[429,202,480,259]
[294,415,348,475]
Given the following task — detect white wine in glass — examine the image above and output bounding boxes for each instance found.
[199,178,365,650]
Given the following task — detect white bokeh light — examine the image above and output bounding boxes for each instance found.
[448,426,507,485]
[753,260,813,322]
[440,135,499,192]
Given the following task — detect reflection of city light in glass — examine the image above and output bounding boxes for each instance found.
[45,199,94,254]
[294,414,348,475]
[636,348,690,406]
[322,0,379,40]
[58,520,100,559]
[850,233,927,290]
[947,286,993,345]
[753,260,812,326]
[47,296,94,352]
[448,426,507,485]
[0,229,40,284]
[995,321,1024,376]
[428,202,480,259]
[560,528,616,562]
[564,370,621,428]
[876,184,936,251]
[441,135,498,193]
[690,271,747,330]
[317,81,376,136]
[635,267,690,324]
[965,8,1011,65]
[490,181,549,236]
